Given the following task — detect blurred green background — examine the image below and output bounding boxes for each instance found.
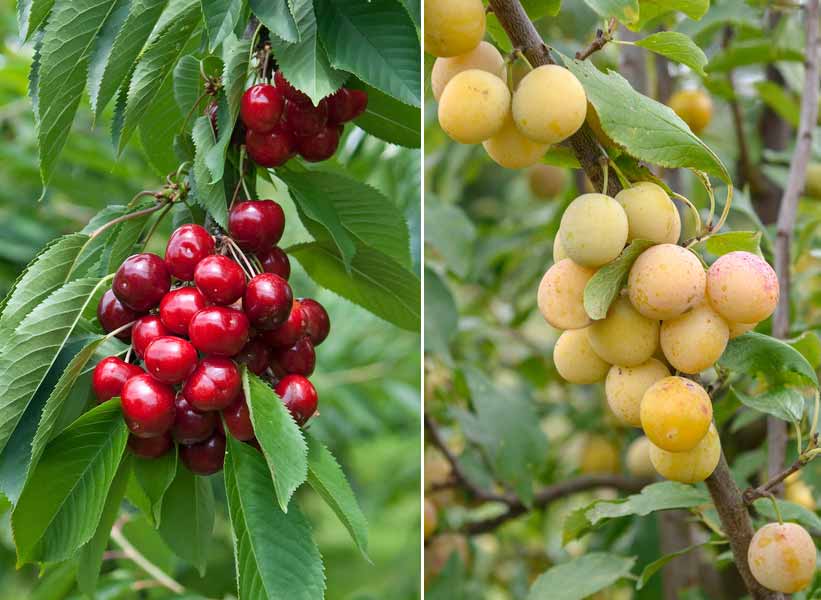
[0,1,421,597]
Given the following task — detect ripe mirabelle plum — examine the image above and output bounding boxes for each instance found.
[536,259,595,330]
[438,70,510,144]
[785,479,815,510]
[625,436,655,478]
[660,304,729,374]
[512,65,587,144]
[553,236,568,261]
[615,182,681,244]
[425,534,471,583]
[431,42,505,101]
[579,435,620,474]
[668,89,713,134]
[587,297,660,367]
[553,328,610,384]
[748,522,816,593]
[424,0,486,58]
[559,193,628,267]
[628,244,706,320]
[728,321,757,338]
[529,165,567,198]
[706,251,779,324]
[641,376,712,452]
[605,358,670,427]
[649,423,720,483]
[424,499,438,540]
[483,112,550,169]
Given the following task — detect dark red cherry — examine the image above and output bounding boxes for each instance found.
[180,433,226,475]
[258,246,291,279]
[261,300,304,348]
[246,127,296,168]
[172,394,216,444]
[282,98,329,137]
[274,70,310,104]
[144,336,198,384]
[132,315,170,358]
[205,100,219,136]
[296,125,341,162]
[194,255,246,305]
[92,357,143,403]
[121,374,176,438]
[271,336,315,377]
[182,357,241,411]
[165,224,215,281]
[348,89,368,120]
[244,273,293,330]
[128,433,173,459]
[228,200,286,254]
[240,84,284,133]
[275,375,318,426]
[299,298,330,345]
[327,88,369,123]
[222,394,254,441]
[97,289,140,340]
[235,339,272,375]
[112,253,171,311]
[159,287,207,335]
[188,307,250,356]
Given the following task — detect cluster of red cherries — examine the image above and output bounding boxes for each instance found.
[92,199,330,475]
[240,70,368,167]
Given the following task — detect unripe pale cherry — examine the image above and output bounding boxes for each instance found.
[784,480,815,511]
[605,358,669,428]
[438,70,510,144]
[579,435,619,474]
[553,328,610,384]
[483,112,550,169]
[615,182,681,244]
[625,436,655,478]
[423,0,486,57]
[164,224,214,281]
[587,296,659,367]
[706,251,779,324]
[559,193,628,268]
[536,259,595,330]
[640,376,712,452]
[748,522,816,593]
[660,303,729,374]
[431,42,505,102]
[512,65,587,144]
[628,244,706,320]
[649,422,720,483]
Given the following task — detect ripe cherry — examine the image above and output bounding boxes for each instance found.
[180,433,226,475]
[182,357,241,411]
[274,71,310,104]
[240,84,285,133]
[132,315,170,358]
[172,394,216,444]
[128,433,173,459]
[121,373,176,438]
[92,357,143,403]
[244,273,293,330]
[275,374,318,426]
[228,200,286,254]
[112,253,171,311]
[159,287,207,335]
[300,298,330,345]
[97,289,140,340]
[188,306,250,356]
[144,336,198,384]
[246,127,296,168]
[272,336,316,377]
[194,255,246,305]
[282,98,329,137]
[327,88,368,123]
[296,125,341,162]
[223,394,254,441]
[261,300,304,348]
[258,246,291,279]
[165,224,215,281]
[236,339,272,375]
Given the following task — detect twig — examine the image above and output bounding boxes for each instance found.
[424,413,493,501]
[91,200,167,239]
[576,18,618,60]
[744,432,819,504]
[110,516,185,594]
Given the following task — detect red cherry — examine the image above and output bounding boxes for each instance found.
[271,336,316,377]
[180,433,226,475]
[258,246,291,279]
[282,98,329,137]
[97,289,140,340]
[296,125,341,162]
[205,101,219,136]
[222,394,254,441]
[240,84,284,133]
[235,339,272,375]
[246,127,296,168]
[348,89,368,120]
[128,433,173,459]
[159,287,208,335]
[121,374,176,438]
[144,336,198,384]
[112,253,171,311]
[299,298,330,346]
[274,71,310,104]
[165,224,215,281]
[244,273,293,330]
[327,88,368,123]
[92,357,143,403]
[261,300,304,348]
[188,307,250,356]
[132,315,170,358]
[275,375,318,426]
[172,394,216,444]
[228,200,286,253]
[194,255,246,305]
[182,357,241,411]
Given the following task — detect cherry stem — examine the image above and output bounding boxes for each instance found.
[141,203,173,249]
[91,201,168,239]
[105,320,137,341]
[111,515,185,594]
[180,90,209,136]
[225,237,259,278]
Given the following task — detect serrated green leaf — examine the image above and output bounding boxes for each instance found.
[584,240,654,320]
[140,74,187,175]
[707,40,805,73]
[243,371,308,511]
[719,332,818,388]
[345,78,420,148]
[583,0,639,23]
[191,116,228,228]
[528,554,636,600]
[396,0,420,28]
[32,560,78,600]
[704,231,762,256]
[158,468,214,575]
[249,0,298,43]
[12,400,128,565]
[201,0,242,51]
[224,436,326,600]
[17,0,57,40]
[134,448,177,526]
[315,0,421,107]
[634,31,707,76]
[173,55,202,119]
[86,0,131,116]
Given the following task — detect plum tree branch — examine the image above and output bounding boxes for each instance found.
[744,432,819,504]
